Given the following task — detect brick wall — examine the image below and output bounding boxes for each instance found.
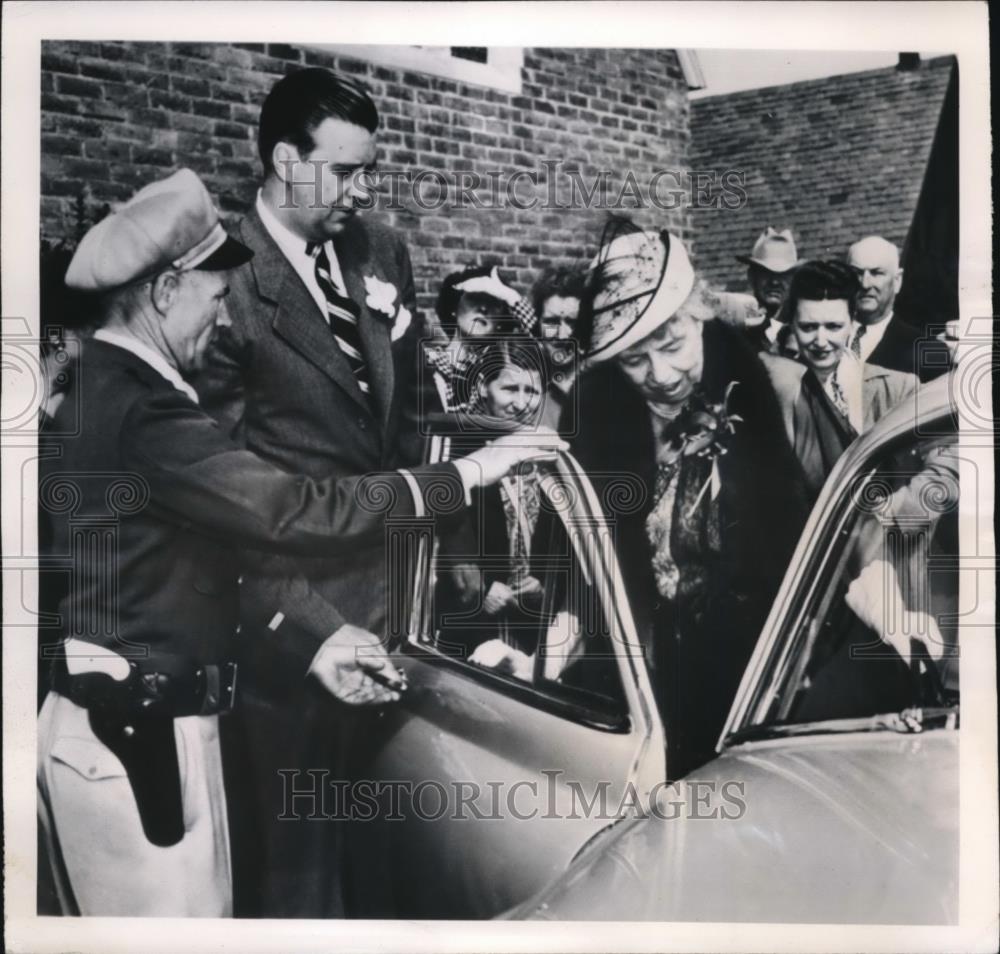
[688,56,955,292]
[41,41,691,314]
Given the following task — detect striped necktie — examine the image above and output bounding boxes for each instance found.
[850,323,866,358]
[308,242,370,397]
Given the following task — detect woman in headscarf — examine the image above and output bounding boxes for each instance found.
[567,218,810,779]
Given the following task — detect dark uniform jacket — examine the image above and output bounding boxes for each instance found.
[41,338,461,667]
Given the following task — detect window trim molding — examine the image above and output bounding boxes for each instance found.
[314,44,524,93]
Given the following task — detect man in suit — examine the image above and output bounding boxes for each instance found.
[37,168,549,916]
[192,67,440,917]
[845,235,951,381]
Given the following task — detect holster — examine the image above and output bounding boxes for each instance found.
[87,707,184,847]
[51,649,237,849]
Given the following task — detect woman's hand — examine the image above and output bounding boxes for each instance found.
[483,581,516,615]
[469,639,534,681]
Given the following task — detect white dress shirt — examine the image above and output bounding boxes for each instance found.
[92,329,199,404]
[255,190,348,321]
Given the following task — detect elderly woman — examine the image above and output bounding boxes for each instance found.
[761,259,920,500]
[567,218,809,779]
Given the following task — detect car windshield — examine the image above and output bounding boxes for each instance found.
[729,426,961,743]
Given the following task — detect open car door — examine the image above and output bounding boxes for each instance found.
[344,442,665,919]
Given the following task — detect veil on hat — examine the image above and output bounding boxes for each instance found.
[578,216,695,366]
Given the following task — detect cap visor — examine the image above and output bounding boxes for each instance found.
[194,235,253,271]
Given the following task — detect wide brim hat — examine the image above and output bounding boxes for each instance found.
[736,226,800,273]
[66,168,252,291]
[583,224,696,365]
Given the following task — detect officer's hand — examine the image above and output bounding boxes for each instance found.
[308,624,405,705]
[457,429,568,488]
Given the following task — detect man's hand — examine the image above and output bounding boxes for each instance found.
[483,581,516,615]
[454,266,520,308]
[308,624,406,705]
[455,429,568,489]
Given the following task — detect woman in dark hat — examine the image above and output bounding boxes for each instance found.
[566,218,810,779]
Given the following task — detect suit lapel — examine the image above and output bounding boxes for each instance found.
[240,210,372,414]
[335,225,395,431]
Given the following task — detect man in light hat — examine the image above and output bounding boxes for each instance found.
[736,226,801,353]
[36,168,563,917]
[567,218,809,780]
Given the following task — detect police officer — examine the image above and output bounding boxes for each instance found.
[36,169,563,917]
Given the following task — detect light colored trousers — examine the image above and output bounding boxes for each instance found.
[37,692,232,916]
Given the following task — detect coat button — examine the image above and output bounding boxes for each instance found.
[358,418,368,430]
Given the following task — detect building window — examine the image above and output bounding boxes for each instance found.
[450,47,489,65]
[315,45,524,93]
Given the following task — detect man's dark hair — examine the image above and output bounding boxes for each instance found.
[530,265,587,318]
[436,264,516,336]
[783,259,860,320]
[258,68,379,176]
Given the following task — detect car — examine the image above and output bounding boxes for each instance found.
[344,373,961,923]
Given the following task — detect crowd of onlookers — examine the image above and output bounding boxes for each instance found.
[34,64,957,920]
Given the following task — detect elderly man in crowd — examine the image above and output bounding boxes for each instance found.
[760,260,919,500]
[566,218,809,779]
[736,226,801,354]
[845,235,951,381]
[37,168,555,917]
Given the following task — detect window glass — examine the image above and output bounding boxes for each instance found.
[412,452,627,720]
[766,427,960,727]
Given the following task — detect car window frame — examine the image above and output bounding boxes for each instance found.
[401,441,646,734]
[722,403,960,742]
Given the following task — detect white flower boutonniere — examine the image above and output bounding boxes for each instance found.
[363,275,398,318]
[391,305,412,342]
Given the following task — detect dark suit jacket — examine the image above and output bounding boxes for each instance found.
[868,315,952,382]
[42,339,461,666]
[194,208,427,672]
